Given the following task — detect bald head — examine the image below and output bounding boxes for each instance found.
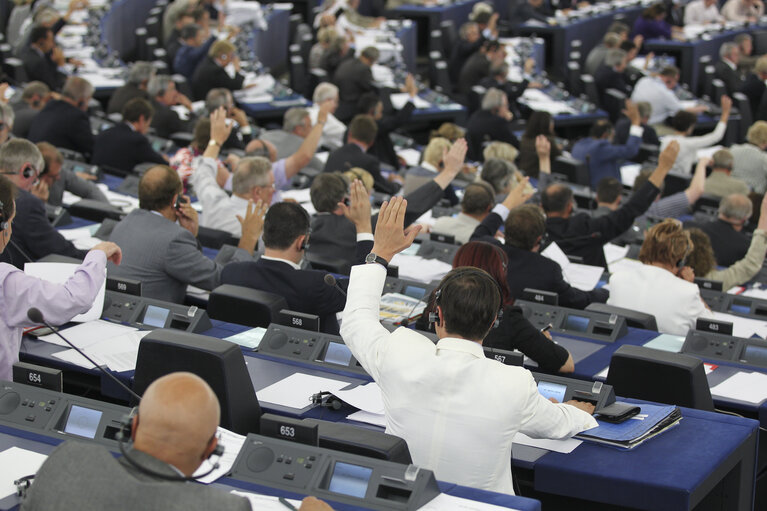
[138,165,181,211]
[541,183,574,217]
[718,193,753,226]
[134,372,220,476]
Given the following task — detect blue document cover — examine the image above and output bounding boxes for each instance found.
[576,403,682,448]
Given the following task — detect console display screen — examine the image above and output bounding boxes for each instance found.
[328,462,373,498]
[729,300,751,315]
[537,381,567,403]
[323,342,352,366]
[142,305,170,328]
[564,314,590,333]
[64,405,103,438]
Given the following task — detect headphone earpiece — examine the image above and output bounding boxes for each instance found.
[21,165,35,179]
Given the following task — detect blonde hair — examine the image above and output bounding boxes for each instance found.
[483,141,518,163]
[209,40,235,59]
[639,219,692,267]
[423,137,452,167]
[343,167,374,191]
[746,121,767,147]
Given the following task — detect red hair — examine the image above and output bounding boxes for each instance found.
[452,241,513,305]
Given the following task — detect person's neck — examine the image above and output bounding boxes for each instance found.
[547,210,569,219]
[649,261,677,274]
[264,247,301,265]
[597,201,619,211]
[464,211,487,222]
[349,138,368,151]
[133,443,197,478]
[719,216,744,231]
[712,168,730,176]
[154,206,177,222]
[436,328,483,345]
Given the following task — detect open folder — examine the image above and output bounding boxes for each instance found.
[575,403,682,450]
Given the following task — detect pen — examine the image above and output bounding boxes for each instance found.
[540,323,553,333]
[279,497,298,510]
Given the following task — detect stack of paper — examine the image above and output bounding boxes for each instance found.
[24,262,106,322]
[711,312,767,339]
[542,242,604,291]
[0,447,48,499]
[576,403,682,450]
[333,383,385,414]
[711,371,767,405]
[390,253,451,283]
[380,293,426,324]
[256,374,351,409]
[224,327,267,350]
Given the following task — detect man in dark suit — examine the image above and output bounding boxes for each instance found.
[11,81,50,139]
[22,371,336,511]
[594,49,632,107]
[466,88,520,161]
[27,76,94,159]
[541,140,679,267]
[613,101,660,146]
[471,202,609,309]
[148,74,194,139]
[324,114,400,194]
[190,40,245,101]
[173,23,215,79]
[19,25,65,91]
[740,55,767,117]
[458,40,506,95]
[332,46,379,123]
[685,193,752,266]
[106,61,154,115]
[0,139,86,268]
[449,22,484,85]
[222,192,372,334]
[356,87,416,168]
[309,139,469,267]
[715,42,746,96]
[91,98,168,174]
[479,62,532,120]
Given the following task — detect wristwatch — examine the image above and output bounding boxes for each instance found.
[207,139,219,147]
[365,252,389,269]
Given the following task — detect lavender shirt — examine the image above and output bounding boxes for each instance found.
[0,250,107,381]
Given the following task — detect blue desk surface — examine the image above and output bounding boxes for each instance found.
[0,426,540,511]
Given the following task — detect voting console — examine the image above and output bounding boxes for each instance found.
[517,300,628,342]
[682,330,767,369]
[102,289,212,333]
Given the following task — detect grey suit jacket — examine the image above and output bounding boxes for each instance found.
[48,168,108,207]
[260,129,324,172]
[108,208,251,303]
[22,441,251,511]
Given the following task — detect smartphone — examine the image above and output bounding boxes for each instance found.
[175,196,183,210]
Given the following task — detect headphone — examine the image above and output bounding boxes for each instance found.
[676,236,693,270]
[115,407,225,482]
[428,267,504,330]
[0,164,37,179]
[298,207,312,251]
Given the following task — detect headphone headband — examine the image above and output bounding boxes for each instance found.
[429,267,504,329]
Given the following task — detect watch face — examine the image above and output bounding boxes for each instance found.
[365,253,377,263]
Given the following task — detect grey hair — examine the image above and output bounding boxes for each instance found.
[719,194,753,221]
[712,148,734,170]
[313,82,339,103]
[481,88,506,111]
[147,74,174,98]
[636,101,652,120]
[0,138,43,173]
[61,76,94,102]
[127,61,156,85]
[283,107,310,132]
[0,103,15,127]
[720,42,738,59]
[481,158,513,194]
[205,88,232,112]
[605,49,627,68]
[232,157,272,195]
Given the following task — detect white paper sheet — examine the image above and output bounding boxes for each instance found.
[603,243,630,265]
[224,327,267,350]
[541,242,570,269]
[0,447,48,499]
[333,383,385,414]
[397,148,422,167]
[38,320,137,349]
[230,491,302,510]
[542,243,603,291]
[24,263,106,322]
[418,493,522,511]
[512,432,582,454]
[347,410,388,428]
[390,93,431,110]
[710,371,767,405]
[695,145,723,160]
[194,427,246,484]
[280,188,313,204]
[711,312,767,339]
[619,163,642,187]
[740,288,767,300]
[256,373,351,409]
[51,330,148,372]
[390,254,451,283]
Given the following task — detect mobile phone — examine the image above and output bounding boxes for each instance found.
[175,196,183,210]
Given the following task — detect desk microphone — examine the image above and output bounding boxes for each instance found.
[26,307,142,403]
[323,274,347,297]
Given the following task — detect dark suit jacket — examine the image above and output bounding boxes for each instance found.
[27,100,94,158]
[308,180,444,266]
[466,109,520,161]
[470,211,609,309]
[332,58,377,122]
[684,218,750,266]
[11,101,39,138]
[190,57,245,101]
[220,243,370,334]
[324,143,399,194]
[369,101,415,167]
[19,46,65,91]
[91,123,167,173]
[449,38,483,84]
[458,52,490,95]
[614,117,660,146]
[150,100,192,139]
[509,1,552,24]
[594,65,631,105]
[714,60,745,97]
[106,83,150,115]
[0,188,86,268]
[545,180,660,267]
[478,76,528,117]
[741,73,766,116]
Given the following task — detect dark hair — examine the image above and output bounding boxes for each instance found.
[461,182,495,215]
[453,242,512,305]
[685,227,716,276]
[607,21,630,35]
[435,267,502,340]
[473,11,492,24]
[348,114,378,145]
[589,119,613,138]
[180,23,201,41]
[310,173,348,213]
[541,183,574,214]
[482,40,501,53]
[522,111,553,139]
[192,118,211,150]
[356,92,381,116]
[620,40,636,53]
[138,165,182,211]
[670,111,697,132]
[122,98,154,123]
[29,25,51,45]
[262,202,310,250]
[659,66,680,79]
[596,177,622,203]
[642,3,666,19]
[0,174,16,222]
[504,204,546,250]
